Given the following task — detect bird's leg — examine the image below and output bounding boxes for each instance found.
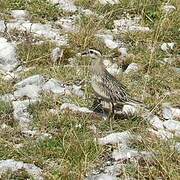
[108,102,115,131]
[111,102,115,115]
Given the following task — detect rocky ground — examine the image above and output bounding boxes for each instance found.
[0,0,179,179]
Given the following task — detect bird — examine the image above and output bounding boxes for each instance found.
[81,48,143,115]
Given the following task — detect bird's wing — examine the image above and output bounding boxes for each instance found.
[102,71,130,103]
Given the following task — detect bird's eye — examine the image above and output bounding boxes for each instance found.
[89,50,94,54]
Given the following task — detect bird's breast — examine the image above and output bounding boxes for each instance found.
[91,75,111,101]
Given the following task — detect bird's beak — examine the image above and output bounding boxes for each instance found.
[77,50,87,57]
[80,51,88,56]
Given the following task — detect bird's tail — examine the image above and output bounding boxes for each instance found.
[126,97,146,108]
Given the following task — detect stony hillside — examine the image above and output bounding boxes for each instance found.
[0,0,179,179]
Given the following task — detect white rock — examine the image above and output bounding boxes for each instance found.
[37,133,52,141]
[1,123,9,129]
[0,37,19,72]
[0,93,15,102]
[15,75,45,88]
[124,63,139,74]
[98,131,138,145]
[160,57,176,65]
[0,20,5,32]
[103,162,123,177]
[113,17,150,33]
[118,47,127,59]
[99,0,119,5]
[50,0,77,12]
[96,33,118,49]
[161,43,175,52]
[175,131,180,137]
[103,59,122,76]
[112,148,153,161]
[163,120,180,132]
[56,16,78,32]
[72,85,84,97]
[163,105,173,120]
[14,85,42,99]
[7,22,67,46]
[163,4,176,13]
[174,68,180,74]
[80,9,94,16]
[174,142,180,152]
[122,105,138,116]
[12,100,37,129]
[42,78,65,95]
[60,103,93,113]
[87,173,117,180]
[148,115,164,130]
[149,128,173,140]
[11,10,29,20]
[162,104,180,120]
[112,148,138,161]
[13,143,24,149]
[49,108,59,115]
[0,159,43,180]
[51,47,63,63]
[105,38,118,49]
[22,129,38,137]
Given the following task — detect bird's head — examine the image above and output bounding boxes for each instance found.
[80,49,102,59]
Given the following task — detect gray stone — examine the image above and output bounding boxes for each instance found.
[96,33,118,49]
[0,38,19,72]
[0,93,15,102]
[161,43,175,52]
[11,10,29,20]
[0,20,5,32]
[122,105,138,116]
[163,4,176,13]
[12,99,38,129]
[60,103,93,113]
[148,115,164,130]
[71,85,84,97]
[112,147,154,161]
[7,21,67,46]
[87,173,117,180]
[56,16,78,32]
[14,84,42,99]
[42,78,65,95]
[51,47,63,63]
[98,131,139,146]
[99,0,119,5]
[15,75,45,88]
[118,47,127,59]
[174,142,180,152]
[0,159,43,180]
[163,120,180,133]
[124,63,139,74]
[148,128,173,140]
[113,16,150,33]
[162,104,180,120]
[103,59,122,76]
[50,0,77,12]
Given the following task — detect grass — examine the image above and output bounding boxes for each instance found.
[0,0,180,179]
